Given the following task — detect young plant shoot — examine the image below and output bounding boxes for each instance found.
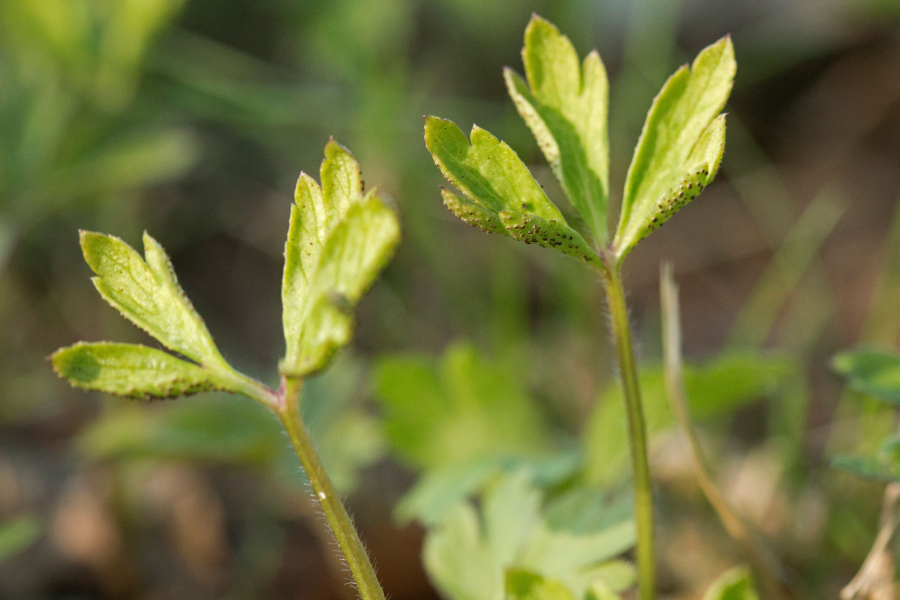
[425,15,735,600]
[52,139,400,600]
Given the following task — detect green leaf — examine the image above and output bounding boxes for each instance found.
[373,342,552,472]
[395,452,579,527]
[613,36,735,260]
[584,580,623,600]
[80,230,227,368]
[504,15,609,245]
[0,515,41,563]
[701,567,759,600]
[52,342,233,400]
[425,116,602,268]
[584,353,795,485]
[583,569,629,600]
[76,358,384,494]
[77,393,285,464]
[281,139,400,378]
[831,453,900,483]
[505,570,577,600]
[832,348,900,404]
[423,472,634,600]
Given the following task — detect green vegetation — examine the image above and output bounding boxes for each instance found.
[54,140,399,600]
[426,16,733,599]
[1,2,897,599]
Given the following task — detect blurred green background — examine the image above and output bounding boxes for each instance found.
[0,0,898,598]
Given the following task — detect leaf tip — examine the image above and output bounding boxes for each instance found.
[324,136,351,160]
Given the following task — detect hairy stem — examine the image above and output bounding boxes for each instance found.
[600,264,655,600]
[275,376,386,600]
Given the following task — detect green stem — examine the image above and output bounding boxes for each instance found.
[600,264,655,600]
[275,376,386,600]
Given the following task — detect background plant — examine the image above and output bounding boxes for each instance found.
[0,1,897,599]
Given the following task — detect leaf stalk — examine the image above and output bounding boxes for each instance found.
[599,261,655,600]
[274,376,386,600]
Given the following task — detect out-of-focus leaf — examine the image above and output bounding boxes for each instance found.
[423,472,634,600]
[0,515,41,563]
[584,353,795,485]
[505,570,576,600]
[52,343,233,400]
[41,129,199,204]
[584,580,623,600]
[396,458,508,526]
[0,0,185,110]
[613,37,735,260]
[701,567,759,600]
[831,453,900,483]
[504,15,609,244]
[583,568,629,599]
[77,358,382,494]
[832,348,900,404]
[425,117,602,268]
[77,394,284,465]
[396,451,580,527]
[80,231,228,369]
[281,139,400,378]
[373,343,552,472]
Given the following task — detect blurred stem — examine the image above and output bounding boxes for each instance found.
[660,263,791,600]
[275,376,386,600]
[841,482,900,600]
[600,263,655,600]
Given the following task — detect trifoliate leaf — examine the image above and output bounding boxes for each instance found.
[373,342,551,472]
[505,570,577,600]
[614,36,735,260]
[80,231,228,368]
[701,567,759,600]
[425,117,601,268]
[281,139,400,378]
[423,472,634,600]
[832,348,900,404]
[52,342,232,400]
[504,15,609,245]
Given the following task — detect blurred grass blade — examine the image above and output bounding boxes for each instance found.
[424,116,602,268]
[661,264,789,600]
[727,187,844,348]
[81,230,228,369]
[41,129,199,206]
[614,36,735,260]
[504,15,609,244]
[281,139,400,377]
[840,483,900,600]
[52,342,234,400]
[584,352,795,485]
